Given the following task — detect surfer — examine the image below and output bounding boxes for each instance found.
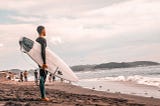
[48,73,52,83]
[34,69,38,85]
[52,75,55,82]
[24,71,28,82]
[36,25,49,101]
[20,72,23,82]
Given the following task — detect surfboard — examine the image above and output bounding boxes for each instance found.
[19,37,78,82]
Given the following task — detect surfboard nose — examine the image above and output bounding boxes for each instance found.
[19,37,34,52]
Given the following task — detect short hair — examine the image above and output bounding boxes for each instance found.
[37,25,45,34]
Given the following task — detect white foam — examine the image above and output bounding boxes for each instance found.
[80,75,160,88]
[126,75,160,87]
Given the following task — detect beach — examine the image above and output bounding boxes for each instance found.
[0,0,159,106]
[0,81,160,106]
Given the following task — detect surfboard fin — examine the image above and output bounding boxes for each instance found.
[57,71,63,75]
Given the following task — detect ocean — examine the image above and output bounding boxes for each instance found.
[74,65,160,98]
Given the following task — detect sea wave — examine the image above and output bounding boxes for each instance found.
[80,75,160,87]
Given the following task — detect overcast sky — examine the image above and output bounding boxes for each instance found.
[0,0,160,70]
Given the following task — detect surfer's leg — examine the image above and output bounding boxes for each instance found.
[39,76,46,98]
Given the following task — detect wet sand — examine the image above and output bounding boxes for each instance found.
[0,81,160,106]
[76,80,160,98]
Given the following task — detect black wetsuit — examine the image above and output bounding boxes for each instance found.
[36,37,47,98]
[36,37,47,77]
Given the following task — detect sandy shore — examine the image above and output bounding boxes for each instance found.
[76,80,160,98]
[0,81,160,106]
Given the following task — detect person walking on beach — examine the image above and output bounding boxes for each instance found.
[34,69,38,85]
[20,72,23,82]
[48,73,52,83]
[52,75,55,82]
[24,71,28,82]
[7,72,12,80]
[36,25,49,101]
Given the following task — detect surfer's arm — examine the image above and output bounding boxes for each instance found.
[36,37,48,69]
[41,43,46,64]
[41,43,48,69]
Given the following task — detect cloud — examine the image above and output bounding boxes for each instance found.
[49,36,62,45]
[0,43,3,47]
[41,0,160,44]
[0,0,127,16]
[3,0,160,43]
[0,0,160,69]
[9,16,40,22]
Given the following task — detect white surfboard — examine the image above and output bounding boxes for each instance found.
[19,37,78,82]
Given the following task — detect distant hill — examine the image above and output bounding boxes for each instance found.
[9,69,23,74]
[0,69,35,75]
[0,69,23,74]
[71,65,96,71]
[71,61,160,71]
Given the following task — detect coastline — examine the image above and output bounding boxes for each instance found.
[0,81,160,106]
[76,80,160,98]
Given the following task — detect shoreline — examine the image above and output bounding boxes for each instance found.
[76,80,160,99]
[0,81,160,106]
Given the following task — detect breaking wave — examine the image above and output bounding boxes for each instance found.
[80,75,160,87]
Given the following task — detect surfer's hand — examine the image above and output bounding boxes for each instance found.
[42,64,48,69]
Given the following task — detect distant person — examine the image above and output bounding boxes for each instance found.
[24,71,28,82]
[20,72,23,82]
[52,75,55,82]
[57,71,63,82]
[7,72,12,80]
[48,73,52,83]
[36,25,49,101]
[60,78,64,82]
[11,73,14,81]
[34,69,38,85]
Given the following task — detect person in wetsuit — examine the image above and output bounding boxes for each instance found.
[34,69,38,85]
[20,72,23,82]
[36,25,49,101]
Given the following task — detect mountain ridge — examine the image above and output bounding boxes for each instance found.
[71,61,160,71]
